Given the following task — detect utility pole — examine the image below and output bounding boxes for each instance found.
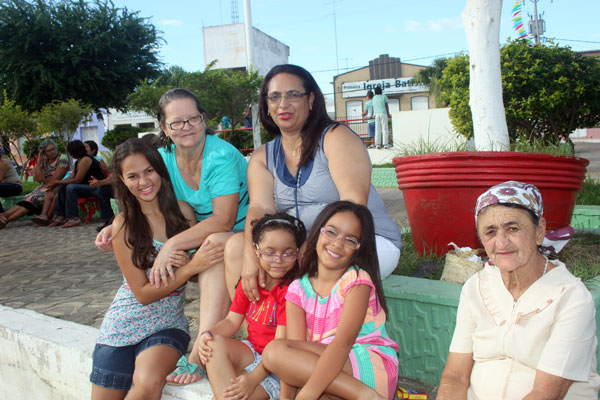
[528,0,546,45]
[242,0,261,149]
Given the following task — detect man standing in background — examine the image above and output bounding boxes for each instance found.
[372,86,390,149]
[362,90,376,148]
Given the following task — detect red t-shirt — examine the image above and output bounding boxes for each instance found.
[229,280,288,354]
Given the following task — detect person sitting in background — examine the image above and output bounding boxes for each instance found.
[84,140,109,173]
[0,139,68,228]
[437,181,600,399]
[47,140,113,228]
[0,147,23,216]
[84,140,114,231]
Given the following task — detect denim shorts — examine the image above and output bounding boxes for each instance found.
[90,328,190,391]
[242,340,280,400]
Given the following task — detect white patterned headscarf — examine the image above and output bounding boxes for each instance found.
[475,181,573,255]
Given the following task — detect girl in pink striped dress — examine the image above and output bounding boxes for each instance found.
[261,201,399,400]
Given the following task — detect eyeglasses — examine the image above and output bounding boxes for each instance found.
[265,90,309,104]
[319,227,361,250]
[255,244,298,262]
[167,115,203,130]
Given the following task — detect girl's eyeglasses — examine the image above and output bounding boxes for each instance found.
[319,227,361,250]
[255,244,298,262]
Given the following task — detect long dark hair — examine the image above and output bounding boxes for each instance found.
[298,201,387,312]
[258,64,336,167]
[156,88,214,151]
[111,138,190,269]
[251,212,307,287]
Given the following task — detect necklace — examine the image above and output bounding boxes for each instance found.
[542,256,549,275]
[292,142,302,157]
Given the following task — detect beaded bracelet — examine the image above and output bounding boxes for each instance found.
[200,330,213,338]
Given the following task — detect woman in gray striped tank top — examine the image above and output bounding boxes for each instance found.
[224,64,402,304]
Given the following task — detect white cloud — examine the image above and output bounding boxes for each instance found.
[405,17,463,33]
[161,19,183,27]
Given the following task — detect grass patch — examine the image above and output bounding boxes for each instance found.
[22,180,40,195]
[510,136,575,156]
[395,230,600,282]
[554,232,600,281]
[393,231,445,279]
[373,163,395,168]
[577,178,600,205]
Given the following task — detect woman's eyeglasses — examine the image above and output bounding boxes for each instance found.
[255,244,298,262]
[265,90,309,105]
[319,227,361,250]
[167,115,204,130]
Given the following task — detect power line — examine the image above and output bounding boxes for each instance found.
[553,38,600,44]
[309,51,465,75]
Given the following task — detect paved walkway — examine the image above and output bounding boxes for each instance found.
[0,140,597,397]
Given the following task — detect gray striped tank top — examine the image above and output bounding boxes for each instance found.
[265,124,402,250]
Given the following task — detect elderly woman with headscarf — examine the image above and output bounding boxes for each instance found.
[437,181,600,400]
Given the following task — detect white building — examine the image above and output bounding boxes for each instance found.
[202,23,289,76]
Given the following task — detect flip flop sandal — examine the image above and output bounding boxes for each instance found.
[48,217,67,227]
[165,355,206,386]
[32,215,50,226]
[61,218,82,228]
[0,215,7,229]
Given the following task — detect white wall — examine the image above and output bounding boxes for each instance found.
[203,24,289,76]
[0,306,213,399]
[391,108,466,151]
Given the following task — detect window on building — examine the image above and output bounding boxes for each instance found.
[345,100,363,122]
[137,122,156,130]
[388,98,400,112]
[81,126,99,143]
[411,96,429,110]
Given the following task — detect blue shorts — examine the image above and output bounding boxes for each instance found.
[242,340,280,400]
[90,328,190,391]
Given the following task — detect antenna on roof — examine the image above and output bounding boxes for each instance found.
[231,0,239,23]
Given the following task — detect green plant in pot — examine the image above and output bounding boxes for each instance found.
[393,6,600,257]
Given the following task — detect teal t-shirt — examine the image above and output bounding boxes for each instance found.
[158,135,249,230]
[365,99,375,125]
[372,94,389,115]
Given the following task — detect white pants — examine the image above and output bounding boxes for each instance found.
[375,113,389,146]
[376,235,401,279]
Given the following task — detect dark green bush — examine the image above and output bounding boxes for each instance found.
[101,125,145,150]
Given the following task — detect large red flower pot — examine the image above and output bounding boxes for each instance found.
[393,152,589,256]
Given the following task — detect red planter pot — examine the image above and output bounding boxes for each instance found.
[393,152,589,256]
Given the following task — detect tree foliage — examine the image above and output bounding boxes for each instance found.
[101,124,145,150]
[37,99,93,152]
[0,0,162,112]
[438,39,600,144]
[127,64,264,149]
[0,91,37,144]
[412,57,449,105]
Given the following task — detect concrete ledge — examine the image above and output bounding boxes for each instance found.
[572,205,600,230]
[371,168,397,188]
[0,305,213,399]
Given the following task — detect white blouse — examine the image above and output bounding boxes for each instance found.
[450,260,600,399]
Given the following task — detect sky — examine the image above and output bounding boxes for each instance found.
[111,0,600,97]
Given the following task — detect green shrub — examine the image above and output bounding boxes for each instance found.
[101,125,145,150]
[577,178,600,205]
